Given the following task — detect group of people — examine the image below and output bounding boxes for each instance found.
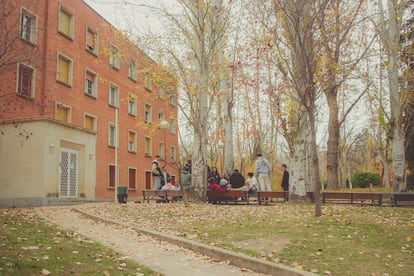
[207,153,290,194]
[151,153,290,196]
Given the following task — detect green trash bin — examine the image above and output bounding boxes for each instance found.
[117,187,127,194]
[117,187,127,203]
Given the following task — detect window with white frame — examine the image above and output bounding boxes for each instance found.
[157,112,165,123]
[169,91,177,106]
[20,8,37,44]
[109,44,120,69]
[108,123,117,147]
[144,103,152,123]
[58,5,74,39]
[169,119,176,134]
[158,141,165,160]
[109,83,119,107]
[170,146,176,163]
[84,113,97,131]
[108,164,116,188]
[128,93,137,116]
[144,74,152,91]
[56,53,72,86]
[84,69,97,97]
[158,86,165,98]
[128,58,136,80]
[17,63,35,98]
[128,130,136,152]
[85,26,98,54]
[128,168,137,189]
[144,136,152,156]
[56,102,71,123]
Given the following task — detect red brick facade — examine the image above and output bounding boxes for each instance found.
[0,0,178,201]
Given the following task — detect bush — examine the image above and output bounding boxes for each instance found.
[351,172,381,188]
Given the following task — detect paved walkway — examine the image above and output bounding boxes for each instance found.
[36,204,315,276]
[36,205,268,276]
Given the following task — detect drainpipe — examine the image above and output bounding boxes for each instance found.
[40,0,49,116]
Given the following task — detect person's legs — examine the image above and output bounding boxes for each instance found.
[258,174,266,191]
[153,176,162,190]
[263,175,272,191]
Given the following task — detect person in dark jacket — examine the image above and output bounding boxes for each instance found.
[281,164,289,192]
[230,169,245,189]
[208,166,221,185]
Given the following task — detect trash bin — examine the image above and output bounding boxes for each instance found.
[117,194,128,203]
[117,187,127,203]
[117,187,127,194]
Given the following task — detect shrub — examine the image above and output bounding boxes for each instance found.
[351,172,381,188]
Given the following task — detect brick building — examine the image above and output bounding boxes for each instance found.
[0,0,178,206]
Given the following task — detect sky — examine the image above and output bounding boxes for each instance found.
[84,0,172,35]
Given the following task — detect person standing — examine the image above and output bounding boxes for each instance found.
[255,153,272,191]
[161,166,171,188]
[152,155,163,190]
[281,164,290,192]
[181,164,191,192]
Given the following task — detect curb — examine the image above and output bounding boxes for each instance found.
[73,208,316,276]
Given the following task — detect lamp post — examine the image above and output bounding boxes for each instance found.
[159,120,169,167]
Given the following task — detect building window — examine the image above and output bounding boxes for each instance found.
[158,142,165,160]
[109,83,119,107]
[108,164,116,188]
[86,26,98,54]
[56,103,71,123]
[20,8,37,44]
[108,123,117,147]
[128,131,136,152]
[128,58,136,81]
[144,136,152,156]
[144,74,152,91]
[158,86,165,98]
[84,113,96,131]
[169,119,176,134]
[17,63,35,98]
[169,91,177,106]
[157,112,165,123]
[57,53,72,86]
[170,146,176,163]
[58,5,73,39]
[109,44,120,69]
[85,69,97,97]
[128,93,137,116]
[128,168,137,190]
[144,103,152,123]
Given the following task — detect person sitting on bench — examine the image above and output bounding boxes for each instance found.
[230,169,246,190]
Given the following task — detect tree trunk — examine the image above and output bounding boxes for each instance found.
[290,114,309,198]
[326,91,340,190]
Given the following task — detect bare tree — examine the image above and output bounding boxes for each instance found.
[378,0,409,191]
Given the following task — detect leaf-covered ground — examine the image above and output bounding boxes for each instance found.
[0,208,158,276]
[79,202,414,276]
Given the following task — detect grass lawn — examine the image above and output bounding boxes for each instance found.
[95,201,414,276]
[0,208,158,276]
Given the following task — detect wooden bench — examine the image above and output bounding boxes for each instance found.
[142,189,184,203]
[206,190,250,205]
[257,191,288,205]
[322,192,382,206]
[391,193,414,207]
[142,190,167,203]
[352,192,382,206]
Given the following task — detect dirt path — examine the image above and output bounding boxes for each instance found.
[36,206,268,276]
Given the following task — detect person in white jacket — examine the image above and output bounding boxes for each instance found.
[255,153,272,191]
